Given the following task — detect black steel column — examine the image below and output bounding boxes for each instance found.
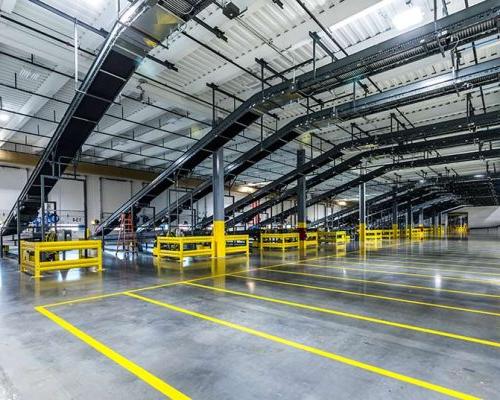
[406,202,412,239]
[392,189,398,238]
[213,147,225,257]
[359,168,366,241]
[297,149,307,246]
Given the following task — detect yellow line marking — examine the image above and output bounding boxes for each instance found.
[40,254,344,308]
[299,263,500,286]
[384,254,500,267]
[124,292,480,400]
[35,306,190,400]
[333,258,500,275]
[184,282,500,348]
[227,274,500,317]
[260,267,500,299]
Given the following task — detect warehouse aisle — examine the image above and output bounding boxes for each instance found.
[0,239,499,399]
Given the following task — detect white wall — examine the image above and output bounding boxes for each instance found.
[0,167,29,222]
[0,164,252,230]
[453,206,500,229]
[0,165,150,228]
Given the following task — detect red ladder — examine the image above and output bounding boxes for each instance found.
[116,212,138,257]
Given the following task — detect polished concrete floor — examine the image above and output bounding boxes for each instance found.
[0,238,499,399]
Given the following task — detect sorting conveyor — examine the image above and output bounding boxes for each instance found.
[0,0,210,237]
[96,1,500,236]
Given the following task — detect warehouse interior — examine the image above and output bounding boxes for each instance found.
[0,0,499,398]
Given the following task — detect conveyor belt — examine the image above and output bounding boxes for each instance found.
[221,110,500,225]
[233,118,500,227]
[1,0,209,237]
[199,59,500,227]
[259,149,500,226]
[313,185,448,228]
[95,1,500,236]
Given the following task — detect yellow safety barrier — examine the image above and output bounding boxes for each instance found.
[449,225,468,235]
[260,232,300,251]
[304,231,319,248]
[381,230,395,240]
[411,228,425,240]
[365,230,383,241]
[319,231,347,244]
[225,234,250,256]
[435,225,445,237]
[154,236,215,261]
[20,240,102,278]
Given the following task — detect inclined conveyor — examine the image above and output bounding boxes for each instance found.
[1,0,209,237]
[95,1,500,236]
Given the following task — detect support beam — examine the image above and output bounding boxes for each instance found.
[392,189,398,239]
[431,212,437,236]
[297,149,307,247]
[359,167,366,242]
[407,203,413,231]
[213,148,225,258]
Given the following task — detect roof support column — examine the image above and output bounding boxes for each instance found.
[392,190,398,240]
[213,147,225,258]
[431,211,437,237]
[359,167,366,242]
[297,149,307,247]
[407,202,412,239]
[418,208,424,226]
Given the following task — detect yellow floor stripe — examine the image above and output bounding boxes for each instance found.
[299,263,500,286]
[40,257,339,308]
[384,254,500,267]
[326,259,500,276]
[260,267,500,299]
[228,274,500,317]
[124,292,479,400]
[353,257,500,272]
[35,306,190,400]
[184,282,500,348]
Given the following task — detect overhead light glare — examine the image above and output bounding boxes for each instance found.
[0,113,10,122]
[392,7,423,30]
[337,200,347,206]
[474,174,485,178]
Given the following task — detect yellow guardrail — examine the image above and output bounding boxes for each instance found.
[260,232,300,251]
[20,240,102,278]
[304,231,319,247]
[449,225,468,234]
[319,231,347,244]
[225,234,250,255]
[365,230,383,240]
[154,236,215,261]
[381,230,394,240]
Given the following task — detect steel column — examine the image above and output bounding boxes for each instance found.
[297,149,307,246]
[407,202,413,232]
[432,212,437,236]
[213,148,225,257]
[392,189,398,239]
[17,201,21,265]
[359,167,366,242]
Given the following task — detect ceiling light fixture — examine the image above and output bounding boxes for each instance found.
[0,113,10,122]
[392,6,423,30]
